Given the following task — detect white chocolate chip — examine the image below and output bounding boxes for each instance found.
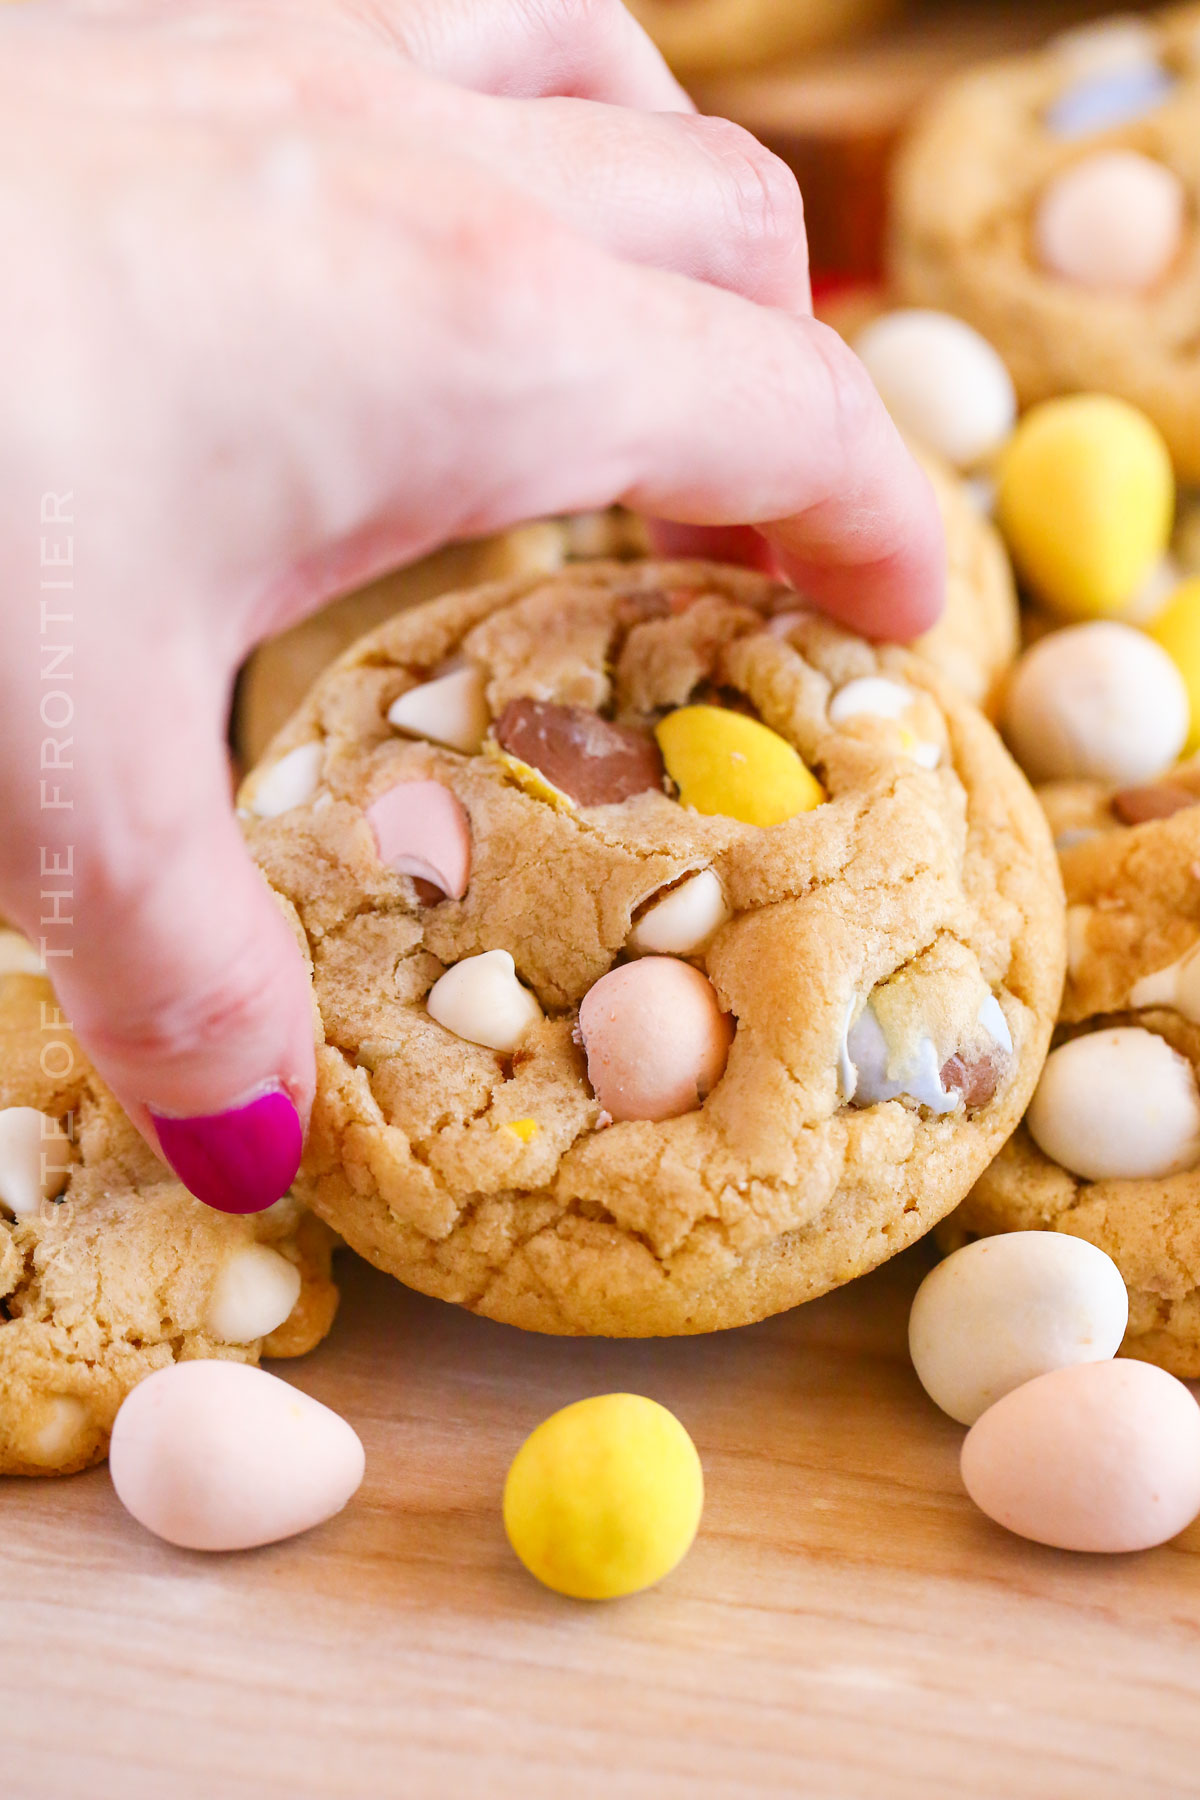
[1065,905,1094,982]
[0,930,44,976]
[909,1233,1129,1425]
[842,1004,960,1114]
[829,676,941,769]
[427,950,542,1052]
[1027,1027,1200,1181]
[629,870,731,956]
[1131,942,1200,1023]
[205,1244,303,1344]
[1003,623,1188,785]
[22,1395,90,1466]
[387,667,489,755]
[0,1107,71,1218]
[250,742,324,819]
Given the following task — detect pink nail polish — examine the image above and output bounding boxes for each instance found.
[150,1088,303,1216]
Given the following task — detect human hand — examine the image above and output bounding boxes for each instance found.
[0,0,942,1212]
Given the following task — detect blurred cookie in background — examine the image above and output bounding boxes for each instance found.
[626,0,899,76]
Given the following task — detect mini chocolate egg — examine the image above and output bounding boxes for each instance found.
[1034,151,1185,293]
[996,396,1175,619]
[109,1361,365,1551]
[1002,621,1188,785]
[961,1360,1200,1552]
[1027,1027,1200,1182]
[367,779,471,899]
[579,957,733,1123]
[909,1233,1128,1425]
[854,310,1016,469]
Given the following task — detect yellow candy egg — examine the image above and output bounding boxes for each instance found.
[996,396,1174,620]
[1151,577,1200,753]
[655,704,823,826]
[503,1394,704,1600]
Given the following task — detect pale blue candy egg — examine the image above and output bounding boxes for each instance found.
[1046,63,1174,138]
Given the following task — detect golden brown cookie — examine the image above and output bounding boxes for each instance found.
[910,442,1017,714]
[626,0,897,74]
[889,4,1200,479]
[945,792,1200,1375]
[0,943,339,1476]
[242,559,1063,1337]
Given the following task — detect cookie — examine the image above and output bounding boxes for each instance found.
[625,0,898,75]
[908,440,1017,713]
[0,942,339,1476]
[889,5,1200,480]
[944,788,1200,1375]
[242,559,1063,1337]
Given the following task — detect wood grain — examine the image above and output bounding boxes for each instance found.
[8,1244,1200,1799]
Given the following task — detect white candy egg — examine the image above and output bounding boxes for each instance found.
[1002,621,1188,784]
[1035,151,1185,293]
[962,1360,1200,1553]
[854,310,1016,468]
[427,949,542,1052]
[249,742,324,819]
[628,870,730,956]
[109,1361,365,1552]
[909,1232,1128,1425]
[1027,1027,1200,1181]
[204,1244,302,1344]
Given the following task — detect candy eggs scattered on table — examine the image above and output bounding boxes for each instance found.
[427,949,543,1052]
[996,396,1174,620]
[1151,576,1200,752]
[367,779,472,899]
[854,310,1016,468]
[1001,622,1188,785]
[910,1234,1128,1426]
[1027,1027,1200,1182]
[109,1362,365,1552]
[1034,152,1184,294]
[961,1360,1200,1553]
[655,705,823,826]
[579,957,733,1123]
[628,869,731,956]
[503,1394,703,1599]
[203,1244,303,1345]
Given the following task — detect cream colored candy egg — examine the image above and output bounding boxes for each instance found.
[249,741,324,819]
[1131,942,1200,1022]
[387,666,489,755]
[909,1233,1128,1426]
[204,1244,302,1344]
[628,870,730,956]
[427,949,542,1052]
[579,957,733,1123]
[962,1360,1200,1552]
[1035,151,1184,294]
[0,1106,71,1218]
[854,310,1016,468]
[1002,622,1188,784]
[1027,1027,1200,1181]
[109,1361,365,1552]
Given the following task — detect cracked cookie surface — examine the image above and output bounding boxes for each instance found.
[945,793,1200,1374]
[0,960,339,1476]
[890,3,1200,479]
[244,560,1063,1337]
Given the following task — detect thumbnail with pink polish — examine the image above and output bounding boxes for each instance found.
[150,1088,302,1216]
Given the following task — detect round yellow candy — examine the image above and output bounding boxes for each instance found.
[996,395,1174,621]
[1151,577,1200,752]
[503,1394,704,1600]
[655,704,823,826]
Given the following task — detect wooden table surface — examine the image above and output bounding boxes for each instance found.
[9,1243,1200,1800]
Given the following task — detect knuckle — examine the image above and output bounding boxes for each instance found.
[694,117,806,258]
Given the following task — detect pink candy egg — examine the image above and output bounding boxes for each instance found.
[109,1361,365,1551]
[367,779,471,899]
[1035,150,1184,293]
[579,957,734,1123]
[962,1359,1200,1553]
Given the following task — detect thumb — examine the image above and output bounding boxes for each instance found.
[3,649,312,1216]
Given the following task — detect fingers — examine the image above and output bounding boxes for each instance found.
[462,99,810,311]
[355,0,693,109]
[0,641,314,1214]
